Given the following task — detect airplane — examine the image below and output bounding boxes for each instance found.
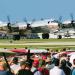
[0,17,59,39]
[14,18,59,33]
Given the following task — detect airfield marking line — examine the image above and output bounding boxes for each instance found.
[0,42,75,45]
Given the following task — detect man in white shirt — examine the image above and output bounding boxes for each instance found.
[50,58,65,75]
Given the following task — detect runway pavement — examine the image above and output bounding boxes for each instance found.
[0,42,75,45]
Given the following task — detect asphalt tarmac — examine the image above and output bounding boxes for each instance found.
[0,42,75,45]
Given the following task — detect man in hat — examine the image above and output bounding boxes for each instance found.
[31,60,41,75]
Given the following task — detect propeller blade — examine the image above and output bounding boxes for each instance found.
[24,17,28,24]
[7,15,10,23]
[31,19,36,25]
[70,13,74,21]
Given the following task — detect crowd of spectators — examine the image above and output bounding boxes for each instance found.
[0,48,75,75]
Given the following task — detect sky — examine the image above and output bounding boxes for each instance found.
[0,0,75,22]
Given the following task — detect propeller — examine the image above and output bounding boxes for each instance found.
[24,17,35,30]
[58,16,62,30]
[70,13,75,28]
[30,19,36,25]
[70,13,74,22]
[23,17,31,29]
[7,16,12,33]
[7,15,10,23]
[24,17,28,24]
[59,16,62,23]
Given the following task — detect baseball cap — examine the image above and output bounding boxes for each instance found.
[33,60,39,66]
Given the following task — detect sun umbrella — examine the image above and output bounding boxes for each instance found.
[10,48,27,53]
[10,48,30,60]
[0,48,15,73]
[53,51,72,58]
[0,48,15,56]
[70,54,75,65]
[68,52,75,56]
[0,48,15,53]
[29,49,47,53]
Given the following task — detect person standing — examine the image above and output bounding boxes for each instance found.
[31,60,41,75]
[72,59,75,75]
[10,57,20,74]
[50,58,65,75]
[38,60,49,75]
[60,59,71,75]
[0,62,14,75]
[17,61,33,75]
